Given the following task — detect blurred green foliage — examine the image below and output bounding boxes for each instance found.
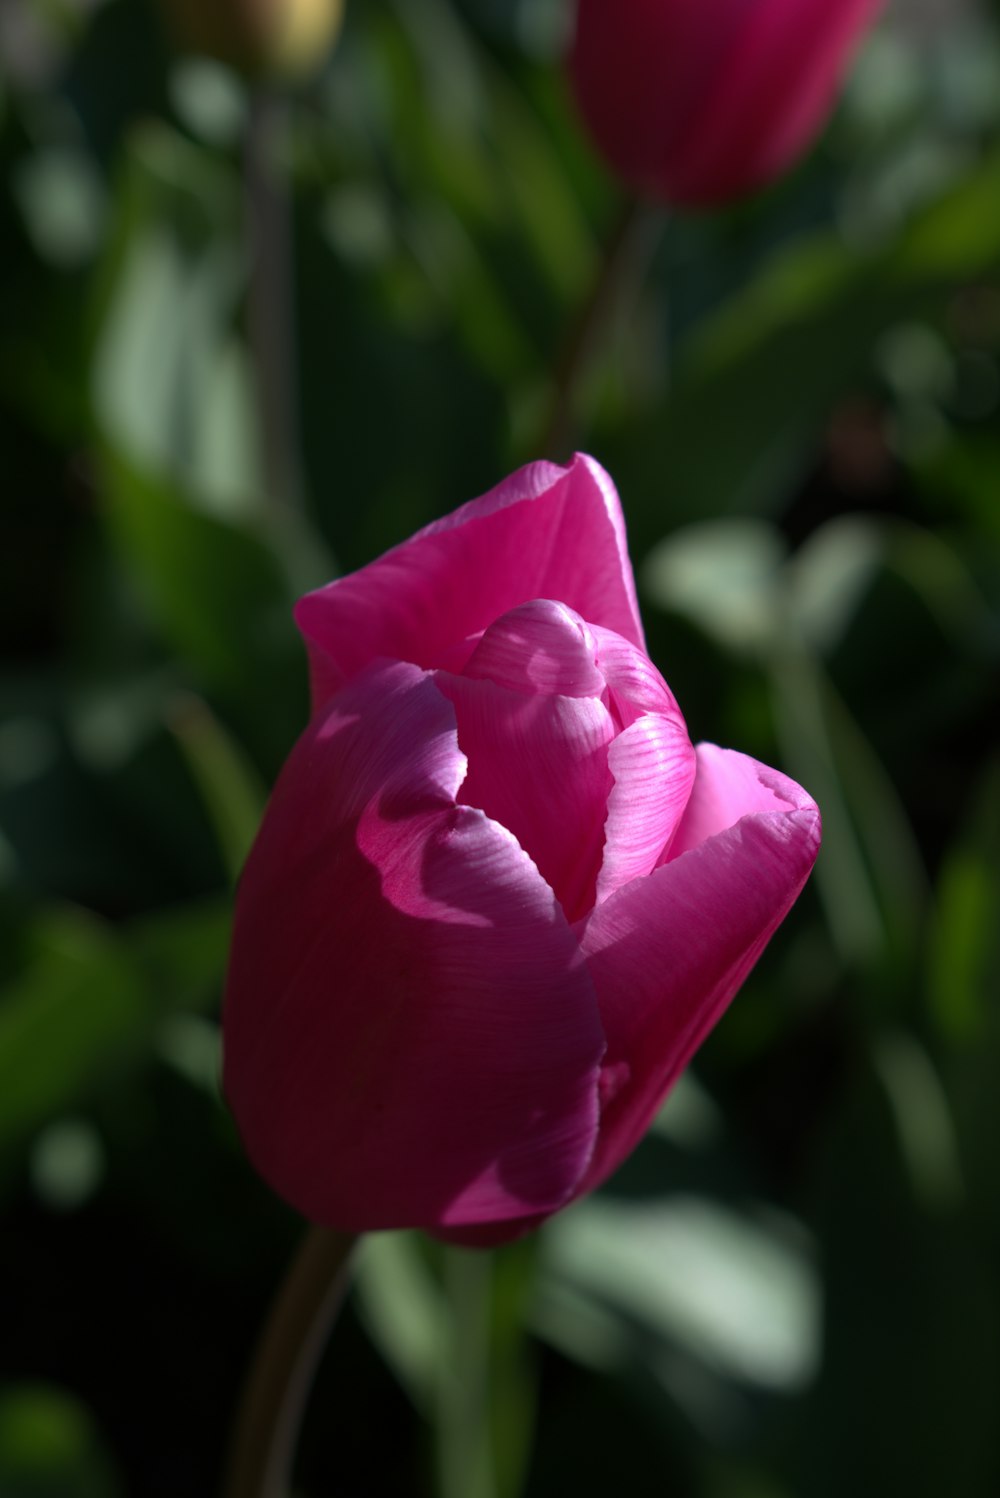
[1,1,998,1495]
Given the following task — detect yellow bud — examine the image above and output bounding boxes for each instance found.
[162,0,344,80]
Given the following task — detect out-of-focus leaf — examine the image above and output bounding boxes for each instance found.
[165,692,266,881]
[537,1196,821,1394]
[786,517,886,654]
[168,59,248,149]
[872,1030,963,1212]
[644,511,984,667]
[918,433,1000,541]
[156,1013,222,1098]
[29,1117,105,1212]
[885,519,997,653]
[0,907,145,1157]
[771,651,930,977]
[12,146,106,268]
[354,1231,448,1417]
[928,758,1000,1043]
[645,518,929,973]
[90,121,259,511]
[795,1061,1000,1498]
[0,891,228,1165]
[616,148,1000,540]
[642,520,787,659]
[651,1071,725,1150]
[127,897,230,1015]
[0,1384,121,1498]
[98,446,296,693]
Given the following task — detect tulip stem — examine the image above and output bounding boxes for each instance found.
[541,194,662,461]
[245,90,305,515]
[223,1226,356,1498]
[437,1248,497,1498]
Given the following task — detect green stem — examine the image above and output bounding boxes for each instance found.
[540,194,662,461]
[436,1248,496,1498]
[223,1227,356,1498]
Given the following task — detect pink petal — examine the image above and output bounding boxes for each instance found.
[463,599,606,699]
[295,454,644,710]
[591,622,684,728]
[576,748,820,1193]
[223,660,604,1232]
[596,713,697,903]
[665,743,816,862]
[586,623,697,903]
[437,608,617,921]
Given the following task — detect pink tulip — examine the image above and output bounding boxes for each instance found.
[223,456,820,1244]
[569,0,883,206]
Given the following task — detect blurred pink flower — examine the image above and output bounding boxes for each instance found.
[569,0,883,205]
[223,456,820,1244]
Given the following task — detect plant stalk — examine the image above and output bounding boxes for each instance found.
[436,1247,497,1498]
[541,195,662,461]
[245,90,305,514]
[223,1226,356,1498]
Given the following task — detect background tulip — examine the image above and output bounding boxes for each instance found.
[223,456,821,1244]
[569,0,884,205]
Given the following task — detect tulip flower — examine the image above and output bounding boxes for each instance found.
[569,0,883,205]
[223,456,820,1245]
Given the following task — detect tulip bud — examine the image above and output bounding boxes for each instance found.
[569,0,883,206]
[162,0,344,79]
[222,455,821,1243]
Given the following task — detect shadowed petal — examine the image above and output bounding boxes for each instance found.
[577,749,820,1193]
[437,674,616,924]
[663,0,883,204]
[223,660,605,1232]
[296,454,644,710]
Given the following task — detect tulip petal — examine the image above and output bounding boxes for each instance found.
[577,747,820,1193]
[296,454,644,709]
[463,599,606,699]
[437,681,616,925]
[664,743,814,862]
[591,622,684,727]
[223,660,605,1233]
[596,712,697,903]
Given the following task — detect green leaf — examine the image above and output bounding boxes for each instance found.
[796,1060,1000,1497]
[0,1384,121,1498]
[354,1231,448,1417]
[537,1196,821,1395]
[90,122,259,511]
[165,692,267,881]
[0,908,146,1158]
[642,519,788,660]
[127,897,230,1015]
[98,446,297,694]
[928,758,1000,1043]
[0,895,228,1165]
[618,148,1000,539]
